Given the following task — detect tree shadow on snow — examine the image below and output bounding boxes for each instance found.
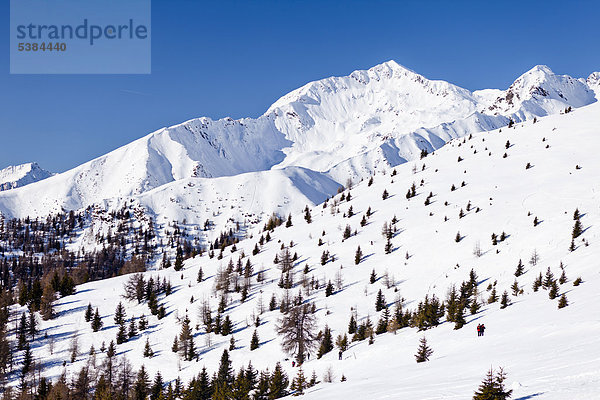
[515,393,544,400]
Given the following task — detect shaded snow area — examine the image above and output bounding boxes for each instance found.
[8,102,600,399]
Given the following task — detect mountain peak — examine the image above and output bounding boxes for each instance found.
[526,64,554,75]
[0,162,53,191]
[369,60,416,74]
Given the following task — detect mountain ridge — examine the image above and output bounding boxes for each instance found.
[0,62,597,231]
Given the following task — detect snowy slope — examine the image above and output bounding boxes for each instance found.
[0,62,597,223]
[10,101,600,399]
[0,162,53,191]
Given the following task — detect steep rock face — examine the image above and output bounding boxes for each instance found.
[0,162,53,191]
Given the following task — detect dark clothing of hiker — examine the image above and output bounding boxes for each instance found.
[339,351,343,360]
[480,324,485,336]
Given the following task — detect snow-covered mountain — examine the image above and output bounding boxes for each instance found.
[0,62,597,247]
[0,162,53,191]
[7,101,600,399]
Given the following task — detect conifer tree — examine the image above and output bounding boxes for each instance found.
[213,350,234,400]
[572,219,583,239]
[85,303,93,322]
[370,269,377,284]
[133,365,151,400]
[21,342,33,380]
[325,281,334,297]
[470,297,481,315]
[150,372,164,400]
[500,291,511,309]
[221,315,233,336]
[488,288,498,304]
[385,238,392,254]
[532,273,543,292]
[558,294,568,309]
[473,367,512,400]
[543,267,555,289]
[548,280,559,300]
[250,330,260,351]
[317,326,333,359]
[114,302,126,326]
[116,322,128,344]
[269,362,289,399]
[290,367,307,395]
[511,280,520,297]
[17,312,27,350]
[375,289,386,312]
[143,338,154,358]
[376,307,390,334]
[335,334,349,352]
[173,246,184,271]
[348,315,357,334]
[559,268,567,284]
[415,336,433,363]
[514,259,524,277]
[129,317,138,338]
[355,246,363,265]
[454,302,466,330]
[139,314,148,330]
[304,206,312,224]
[28,312,37,341]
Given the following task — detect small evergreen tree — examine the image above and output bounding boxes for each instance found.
[325,281,334,297]
[514,259,524,277]
[548,280,560,300]
[572,219,583,239]
[143,338,154,358]
[290,367,307,396]
[116,323,128,344]
[473,367,512,400]
[91,308,103,332]
[354,246,363,265]
[317,326,333,359]
[370,269,377,284]
[375,289,386,312]
[558,294,568,309]
[250,330,260,350]
[532,273,543,292]
[488,288,498,304]
[511,280,520,297]
[348,315,357,334]
[85,303,93,322]
[500,291,511,309]
[114,302,126,326]
[269,362,289,398]
[129,317,138,338]
[415,336,433,363]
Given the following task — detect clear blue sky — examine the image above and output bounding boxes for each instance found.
[1,0,599,172]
